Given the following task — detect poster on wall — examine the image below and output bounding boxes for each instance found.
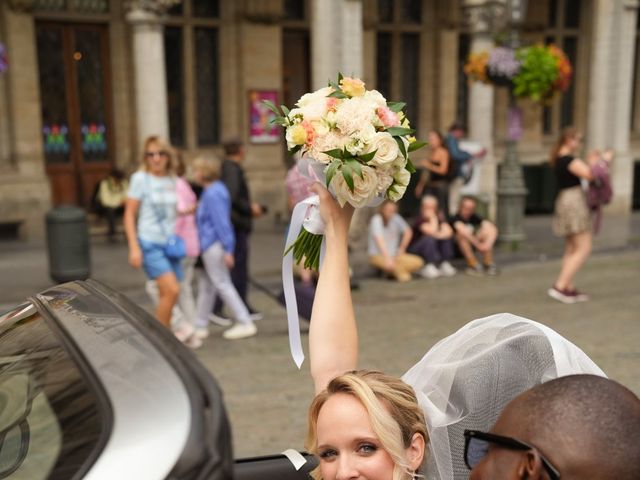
[249,90,280,144]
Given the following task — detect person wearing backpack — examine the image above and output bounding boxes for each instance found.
[415,130,451,217]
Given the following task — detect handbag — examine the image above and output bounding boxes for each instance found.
[164,234,186,260]
[145,174,186,260]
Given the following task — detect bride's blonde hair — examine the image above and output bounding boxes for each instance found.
[306,370,428,480]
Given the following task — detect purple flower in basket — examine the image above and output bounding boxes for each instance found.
[0,43,7,74]
[487,46,520,81]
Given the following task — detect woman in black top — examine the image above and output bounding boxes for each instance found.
[548,127,594,304]
[415,130,451,216]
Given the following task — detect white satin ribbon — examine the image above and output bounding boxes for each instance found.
[282,195,326,368]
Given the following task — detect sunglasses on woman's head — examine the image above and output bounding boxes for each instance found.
[145,150,169,158]
[463,429,561,480]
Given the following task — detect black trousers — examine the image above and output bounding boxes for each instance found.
[214,228,250,312]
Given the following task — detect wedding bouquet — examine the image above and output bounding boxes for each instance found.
[265,74,426,270]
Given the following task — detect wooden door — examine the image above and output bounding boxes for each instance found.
[36,22,114,208]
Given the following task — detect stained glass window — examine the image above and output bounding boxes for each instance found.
[36,26,70,164]
[195,28,219,146]
[75,29,108,162]
[164,27,185,147]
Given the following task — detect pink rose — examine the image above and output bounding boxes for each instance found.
[376,107,401,128]
[326,97,339,112]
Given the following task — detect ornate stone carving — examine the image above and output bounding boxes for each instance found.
[125,0,182,15]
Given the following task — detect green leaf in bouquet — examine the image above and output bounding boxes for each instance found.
[387,102,406,113]
[269,115,288,126]
[346,158,363,179]
[342,164,355,192]
[358,149,377,163]
[408,140,427,152]
[325,159,341,188]
[328,79,341,91]
[395,136,407,160]
[280,105,290,116]
[338,72,344,83]
[386,126,416,136]
[262,99,281,116]
[405,158,416,174]
[327,90,349,99]
[289,144,303,155]
[323,148,344,159]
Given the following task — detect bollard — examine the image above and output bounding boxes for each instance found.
[45,206,91,283]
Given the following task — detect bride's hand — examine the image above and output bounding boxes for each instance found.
[310,183,354,240]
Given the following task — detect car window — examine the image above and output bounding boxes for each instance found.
[0,304,106,479]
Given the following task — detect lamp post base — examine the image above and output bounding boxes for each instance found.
[497,140,528,243]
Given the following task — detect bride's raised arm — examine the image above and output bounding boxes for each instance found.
[308,184,357,394]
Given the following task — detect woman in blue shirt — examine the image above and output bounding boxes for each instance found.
[193,156,257,340]
[124,136,181,329]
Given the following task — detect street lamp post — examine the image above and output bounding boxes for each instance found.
[496,0,528,243]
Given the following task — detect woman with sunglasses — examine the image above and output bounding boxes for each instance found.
[124,135,181,330]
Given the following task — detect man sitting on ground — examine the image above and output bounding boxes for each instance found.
[368,200,423,282]
[466,374,640,480]
[451,196,499,276]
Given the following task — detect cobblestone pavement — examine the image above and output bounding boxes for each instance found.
[195,250,640,458]
[1,224,639,459]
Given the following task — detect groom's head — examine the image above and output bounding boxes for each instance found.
[468,375,640,480]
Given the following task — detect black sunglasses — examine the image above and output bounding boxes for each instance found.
[145,150,169,158]
[464,430,561,480]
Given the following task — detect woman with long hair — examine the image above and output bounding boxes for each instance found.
[124,136,182,328]
[415,130,451,216]
[548,127,594,303]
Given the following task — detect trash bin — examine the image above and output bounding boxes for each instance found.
[45,206,91,283]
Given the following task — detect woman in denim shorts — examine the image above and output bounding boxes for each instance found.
[124,136,182,328]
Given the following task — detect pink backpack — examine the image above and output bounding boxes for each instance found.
[587,161,612,210]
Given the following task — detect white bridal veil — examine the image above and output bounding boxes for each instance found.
[402,313,606,480]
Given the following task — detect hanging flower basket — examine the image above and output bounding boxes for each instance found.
[465,43,572,103]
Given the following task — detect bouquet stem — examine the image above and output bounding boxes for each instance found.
[284,227,323,271]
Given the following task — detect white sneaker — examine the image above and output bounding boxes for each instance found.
[439,261,457,277]
[420,264,441,279]
[208,312,233,327]
[194,327,210,339]
[222,322,257,340]
[183,335,203,349]
[249,311,264,322]
[173,321,196,342]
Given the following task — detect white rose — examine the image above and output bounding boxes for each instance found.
[393,167,411,187]
[387,183,408,202]
[392,155,407,170]
[335,97,377,137]
[331,165,379,208]
[296,86,333,107]
[367,132,399,168]
[298,98,328,122]
[364,89,387,108]
[376,169,394,195]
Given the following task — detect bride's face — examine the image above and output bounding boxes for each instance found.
[315,393,397,480]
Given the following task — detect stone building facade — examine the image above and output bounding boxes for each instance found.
[0,0,638,240]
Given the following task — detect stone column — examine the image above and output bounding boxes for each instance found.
[587,0,638,216]
[311,0,363,90]
[466,11,496,220]
[126,5,170,146]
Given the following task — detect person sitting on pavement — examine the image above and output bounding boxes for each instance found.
[368,200,424,282]
[451,196,499,276]
[192,155,257,340]
[95,167,128,242]
[408,195,457,279]
[466,374,640,480]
